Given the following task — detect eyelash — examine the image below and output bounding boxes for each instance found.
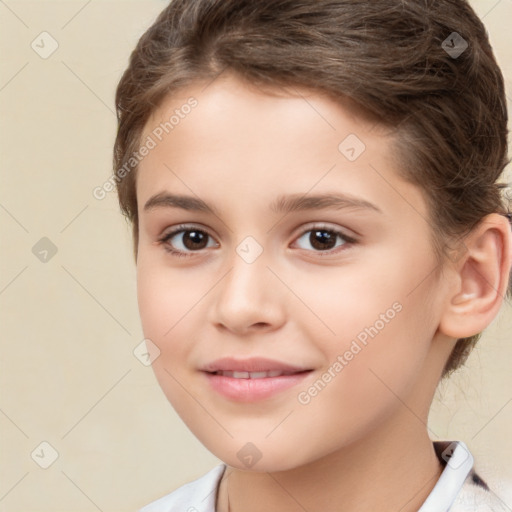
[157,223,358,259]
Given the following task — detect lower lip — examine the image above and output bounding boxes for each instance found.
[202,371,312,402]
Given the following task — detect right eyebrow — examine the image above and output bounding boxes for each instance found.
[143,192,220,216]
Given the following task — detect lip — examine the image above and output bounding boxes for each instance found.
[200,357,313,402]
[201,357,310,373]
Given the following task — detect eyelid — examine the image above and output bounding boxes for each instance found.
[160,223,215,239]
[293,222,358,242]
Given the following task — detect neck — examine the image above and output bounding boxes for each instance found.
[217,412,444,512]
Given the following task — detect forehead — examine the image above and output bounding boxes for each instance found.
[136,73,428,224]
[143,73,380,142]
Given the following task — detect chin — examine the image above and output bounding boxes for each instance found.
[200,437,315,473]
[224,454,304,473]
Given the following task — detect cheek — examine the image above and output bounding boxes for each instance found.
[136,263,170,341]
[282,285,435,467]
[136,256,223,376]
[136,256,204,340]
[136,259,200,375]
[136,261,202,415]
[289,255,432,351]
[289,243,439,402]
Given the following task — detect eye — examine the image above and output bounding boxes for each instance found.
[158,224,218,257]
[158,223,357,258]
[293,224,357,254]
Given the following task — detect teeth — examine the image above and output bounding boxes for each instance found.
[247,371,267,379]
[232,371,250,379]
[216,370,288,378]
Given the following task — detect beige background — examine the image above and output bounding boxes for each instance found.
[0,1,511,511]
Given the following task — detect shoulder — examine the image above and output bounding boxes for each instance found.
[138,464,227,512]
[423,441,512,512]
[450,468,512,511]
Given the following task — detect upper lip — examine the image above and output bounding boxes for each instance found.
[201,357,311,373]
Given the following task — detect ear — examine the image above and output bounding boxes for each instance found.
[438,213,512,339]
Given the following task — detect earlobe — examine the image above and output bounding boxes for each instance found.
[439,213,512,339]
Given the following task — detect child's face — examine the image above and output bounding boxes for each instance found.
[136,73,453,471]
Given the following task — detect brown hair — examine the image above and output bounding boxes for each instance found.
[113,0,511,378]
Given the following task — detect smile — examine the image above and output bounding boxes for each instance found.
[211,370,298,379]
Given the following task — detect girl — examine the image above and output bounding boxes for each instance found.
[113,1,512,510]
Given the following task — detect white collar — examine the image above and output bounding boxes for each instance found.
[418,440,474,512]
[139,440,478,512]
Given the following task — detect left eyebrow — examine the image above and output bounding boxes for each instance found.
[142,191,382,216]
[269,193,382,215]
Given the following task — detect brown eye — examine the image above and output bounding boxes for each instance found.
[159,225,218,257]
[308,230,338,250]
[294,225,356,254]
[176,230,209,250]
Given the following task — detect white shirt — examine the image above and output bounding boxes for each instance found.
[139,441,511,512]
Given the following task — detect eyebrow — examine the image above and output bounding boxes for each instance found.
[143,192,382,215]
[270,193,382,215]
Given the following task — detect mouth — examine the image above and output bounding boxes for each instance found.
[201,356,312,374]
[206,370,309,379]
[200,358,314,402]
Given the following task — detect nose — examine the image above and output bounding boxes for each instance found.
[207,248,286,336]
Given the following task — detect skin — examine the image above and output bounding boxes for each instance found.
[135,72,511,512]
